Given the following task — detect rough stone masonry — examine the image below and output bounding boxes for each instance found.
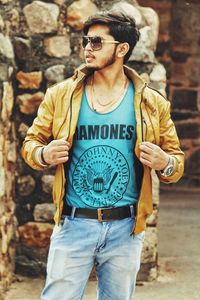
[1,0,200,297]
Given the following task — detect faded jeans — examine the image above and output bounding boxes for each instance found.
[41,215,145,300]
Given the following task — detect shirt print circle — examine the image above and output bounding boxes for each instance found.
[72,145,130,207]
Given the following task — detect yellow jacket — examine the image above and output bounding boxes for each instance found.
[22,65,184,234]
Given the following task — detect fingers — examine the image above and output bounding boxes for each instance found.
[139,142,169,170]
[43,138,70,165]
[52,156,69,165]
[140,142,155,149]
[56,151,69,158]
[139,142,156,165]
[54,146,69,152]
[139,159,152,168]
[51,139,70,148]
[140,151,152,163]
[139,142,156,154]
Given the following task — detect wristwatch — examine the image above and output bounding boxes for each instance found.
[160,156,174,177]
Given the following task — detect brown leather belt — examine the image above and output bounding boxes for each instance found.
[62,204,136,222]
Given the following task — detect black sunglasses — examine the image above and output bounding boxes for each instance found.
[82,36,120,51]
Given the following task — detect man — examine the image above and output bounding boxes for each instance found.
[22,11,184,300]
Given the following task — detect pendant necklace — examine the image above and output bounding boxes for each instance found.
[91,75,128,112]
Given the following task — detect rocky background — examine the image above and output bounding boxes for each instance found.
[0,0,199,297]
[139,0,200,189]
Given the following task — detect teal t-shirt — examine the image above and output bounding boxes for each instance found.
[65,82,139,208]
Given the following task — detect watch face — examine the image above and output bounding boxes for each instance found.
[166,166,174,176]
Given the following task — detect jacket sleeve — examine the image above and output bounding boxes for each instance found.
[156,97,184,183]
[21,87,55,170]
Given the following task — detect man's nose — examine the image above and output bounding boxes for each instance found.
[84,41,93,51]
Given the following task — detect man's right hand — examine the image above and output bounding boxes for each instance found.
[42,138,70,165]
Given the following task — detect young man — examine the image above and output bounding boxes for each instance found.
[22,11,184,300]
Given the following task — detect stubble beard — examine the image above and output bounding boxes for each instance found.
[86,47,117,71]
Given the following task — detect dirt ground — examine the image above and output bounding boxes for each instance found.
[4,190,200,300]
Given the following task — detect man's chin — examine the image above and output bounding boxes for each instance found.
[85,62,99,70]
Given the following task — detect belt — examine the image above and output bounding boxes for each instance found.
[62,204,136,222]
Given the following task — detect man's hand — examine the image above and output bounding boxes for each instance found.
[139,141,169,171]
[42,138,70,165]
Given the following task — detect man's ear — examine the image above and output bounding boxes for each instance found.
[116,43,129,59]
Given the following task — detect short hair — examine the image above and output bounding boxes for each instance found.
[83,11,140,63]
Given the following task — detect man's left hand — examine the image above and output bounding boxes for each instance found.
[139,141,169,171]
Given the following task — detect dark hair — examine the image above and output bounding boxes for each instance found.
[83,11,140,63]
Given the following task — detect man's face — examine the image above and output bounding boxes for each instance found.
[83,24,119,71]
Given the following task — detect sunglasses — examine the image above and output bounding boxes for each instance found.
[82,36,120,51]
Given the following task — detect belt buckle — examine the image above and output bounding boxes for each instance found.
[97,208,103,222]
[97,207,112,222]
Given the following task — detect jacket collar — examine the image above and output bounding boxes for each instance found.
[72,64,146,94]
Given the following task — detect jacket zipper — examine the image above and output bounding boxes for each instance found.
[131,84,147,235]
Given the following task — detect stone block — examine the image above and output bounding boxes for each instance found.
[138,0,172,43]
[18,222,53,248]
[54,0,65,5]
[0,165,5,198]
[17,244,49,262]
[171,57,200,86]
[23,1,59,34]
[171,110,200,121]
[66,0,98,31]
[18,123,29,139]
[16,71,42,89]
[0,134,3,165]
[180,139,192,151]
[170,51,191,63]
[44,65,65,83]
[171,1,200,55]
[112,2,143,26]
[192,138,200,147]
[0,14,4,30]
[15,254,46,277]
[34,203,55,222]
[7,141,16,163]
[146,208,158,226]
[0,0,12,3]
[15,204,34,227]
[41,175,55,194]
[7,8,19,30]
[17,92,44,115]
[141,227,157,264]
[14,37,31,60]
[137,262,157,281]
[171,89,198,110]
[175,120,200,139]
[150,63,166,83]
[44,35,71,58]
[0,33,14,59]
[139,6,159,45]
[16,244,49,276]
[152,170,159,206]
[0,64,8,81]
[17,175,36,196]
[130,26,156,63]
[1,82,14,122]
[185,149,200,177]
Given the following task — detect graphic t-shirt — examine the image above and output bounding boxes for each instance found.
[65,82,139,208]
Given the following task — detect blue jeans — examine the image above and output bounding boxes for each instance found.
[41,216,145,300]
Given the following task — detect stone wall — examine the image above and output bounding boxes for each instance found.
[138,0,200,188]
[3,0,199,295]
[11,0,161,282]
[0,0,17,295]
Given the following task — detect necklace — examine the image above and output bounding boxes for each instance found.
[90,75,128,112]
